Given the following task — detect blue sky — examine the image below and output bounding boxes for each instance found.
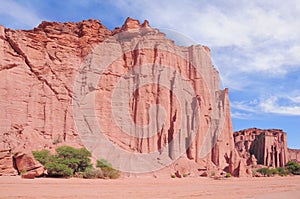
[0,0,299,148]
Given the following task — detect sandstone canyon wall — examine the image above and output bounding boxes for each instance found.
[0,18,241,176]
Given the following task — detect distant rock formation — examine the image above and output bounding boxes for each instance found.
[233,128,299,168]
[288,148,300,164]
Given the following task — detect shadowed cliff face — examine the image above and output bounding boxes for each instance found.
[0,18,240,176]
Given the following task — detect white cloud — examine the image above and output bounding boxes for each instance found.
[0,0,42,28]
[231,111,253,119]
[231,100,258,113]
[260,96,300,116]
[114,0,300,77]
[232,95,300,116]
[287,95,300,103]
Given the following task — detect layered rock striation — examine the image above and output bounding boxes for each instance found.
[0,18,241,176]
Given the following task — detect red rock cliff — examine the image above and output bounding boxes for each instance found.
[0,18,240,176]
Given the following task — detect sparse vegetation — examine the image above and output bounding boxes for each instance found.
[286,161,300,175]
[171,174,176,178]
[82,168,102,179]
[256,167,276,177]
[256,161,300,177]
[276,167,289,176]
[225,173,231,178]
[52,135,62,145]
[33,146,92,177]
[256,168,268,176]
[21,169,27,175]
[96,159,120,179]
[211,171,216,177]
[33,146,120,179]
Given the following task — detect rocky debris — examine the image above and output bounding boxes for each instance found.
[0,18,241,176]
[0,150,18,176]
[234,128,288,168]
[21,172,36,179]
[174,171,182,178]
[13,152,45,178]
[200,171,208,177]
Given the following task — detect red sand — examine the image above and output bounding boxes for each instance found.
[1,176,300,199]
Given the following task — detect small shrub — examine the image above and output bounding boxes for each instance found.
[21,169,27,175]
[82,168,103,179]
[96,159,112,168]
[183,173,189,178]
[225,173,231,178]
[257,167,279,177]
[277,167,289,176]
[256,168,269,177]
[101,167,120,179]
[171,174,176,178]
[211,171,216,177]
[269,168,278,176]
[52,135,62,145]
[96,159,120,179]
[286,161,300,175]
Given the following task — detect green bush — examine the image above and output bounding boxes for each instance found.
[210,171,216,177]
[277,167,289,176]
[32,149,50,165]
[286,161,300,175]
[96,159,120,179]
[32,146,92,177]
[101,167,120,179]
[96,159,112,168]
[256,168,270,176]
[269,168,278,176]
[33,147,121,179]
[257,167,288,177]
[45,162,73,177]
[225,173,231,178]
[82,168,103,179]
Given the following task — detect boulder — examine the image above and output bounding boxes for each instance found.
[13,152,45,177]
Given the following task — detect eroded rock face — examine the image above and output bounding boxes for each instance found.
[234,128,288,168]
[0,151,18,176]
[0,18,239,176]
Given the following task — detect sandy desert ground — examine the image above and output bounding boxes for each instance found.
[0,175,300,199]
